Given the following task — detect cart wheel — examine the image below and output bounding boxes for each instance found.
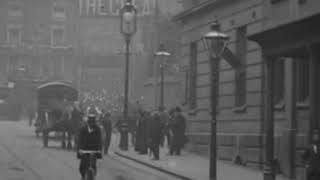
[43,131,48,147]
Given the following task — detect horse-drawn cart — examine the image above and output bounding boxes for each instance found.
[35,81,79,148]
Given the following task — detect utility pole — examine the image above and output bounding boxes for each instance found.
[153,0,160,109]
[209,56,220,180]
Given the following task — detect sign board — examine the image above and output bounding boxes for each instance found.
[79,0,156,17]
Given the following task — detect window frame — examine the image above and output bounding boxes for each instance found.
[50,26,65,46]
[189,41,198,109]
[6,24,22,45]
[296,57,310,105]
[52,2,67,21]
[234,26,247,108]
[184,69,190,105]
[8,1,23,18]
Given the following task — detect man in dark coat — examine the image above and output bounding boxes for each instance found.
[77,115,102,180]
[150,111,164,160]
[170,107,186,156]
[135,110,148,154]
[158,109,170,147]
[100,111,112,155]
[71,104,84,150]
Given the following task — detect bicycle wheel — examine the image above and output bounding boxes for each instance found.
[85,168,95,180]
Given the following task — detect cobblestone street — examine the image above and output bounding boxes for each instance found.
[0,120,180,180]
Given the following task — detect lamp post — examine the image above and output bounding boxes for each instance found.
[119,0,137,151]
[202,22,229,180]
[155,44,171,111]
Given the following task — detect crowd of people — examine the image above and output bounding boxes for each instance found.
[80,89,122,113]
[133,107,187,160]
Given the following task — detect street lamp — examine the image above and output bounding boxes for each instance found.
[119,0,137,151]
[202,21,229,180]
[155,44,171,112]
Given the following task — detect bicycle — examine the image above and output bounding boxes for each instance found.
[79,150,102,180]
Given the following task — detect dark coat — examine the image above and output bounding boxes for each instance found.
[171,113,186,148]
[150,114,164,145]
[77,124,102,159]
[70,109,83,133]
[101,115,112,138]
[135,114,148,152]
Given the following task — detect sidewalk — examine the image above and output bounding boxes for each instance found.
[111,133,290,180]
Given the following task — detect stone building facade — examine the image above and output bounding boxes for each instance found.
[173,0,265,166]
[0,0,79,83]
[173,0,320,178]
[0,0,79,118]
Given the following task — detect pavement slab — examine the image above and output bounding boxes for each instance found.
[112,134,291,180]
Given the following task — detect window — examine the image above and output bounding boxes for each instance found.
[235,26,247,107]
[189,42,197,109]
[52,3,66,20]
[273,59,285,104]
[296,58,309,103]
[184,69,190,105]
[53,56,63,78]
[51,26,65,46]
[8,1,22,17]
[8,55,18,72]
[7,25,22,44]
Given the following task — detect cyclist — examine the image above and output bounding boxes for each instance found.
[77,114,102,180]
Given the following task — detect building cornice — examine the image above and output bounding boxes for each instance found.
[172,0,237,22]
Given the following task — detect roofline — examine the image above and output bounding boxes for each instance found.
[172,0,236,22]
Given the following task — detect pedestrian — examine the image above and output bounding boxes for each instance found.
[134,109,148,154]
[71,102,84,150]
[145,111,153,157]
[150,111,164,160]
[165,108,176,150]
[100,110,112,155]
[170,107,186,156]
[158,108,170,147]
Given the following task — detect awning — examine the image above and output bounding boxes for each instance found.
[248,14,320,56]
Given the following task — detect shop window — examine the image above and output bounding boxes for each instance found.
[189,42,197,109]
[273,59,285,106]
[296,58,309,103]
[7,25,22,44]
[51,26,65,46]
[234,26,247,107]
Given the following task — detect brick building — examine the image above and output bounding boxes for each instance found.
[173,0,320,178]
